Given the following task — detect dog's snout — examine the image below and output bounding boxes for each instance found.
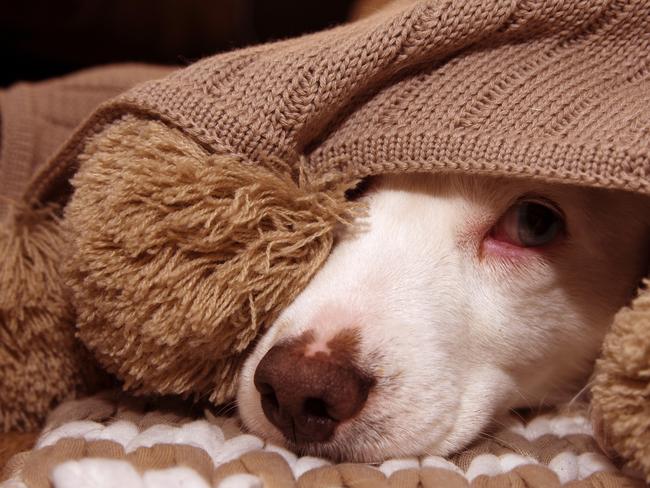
[253,340,374,444]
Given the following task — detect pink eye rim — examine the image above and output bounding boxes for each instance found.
[489,196,566,249]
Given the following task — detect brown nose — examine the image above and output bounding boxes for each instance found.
[253,341,374,444]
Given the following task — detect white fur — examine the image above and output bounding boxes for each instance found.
[237,173,650,462]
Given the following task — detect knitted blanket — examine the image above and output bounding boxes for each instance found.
[0,64,173,221]
[0,393,643,488]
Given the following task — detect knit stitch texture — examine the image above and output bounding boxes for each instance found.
[26,0,650,204]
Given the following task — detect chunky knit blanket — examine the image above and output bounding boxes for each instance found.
[0,393,643,488]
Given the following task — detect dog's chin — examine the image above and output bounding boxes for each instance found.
[283,439,388,464]
[284,439,421,464]
[242,421,454,463]
[289,432,468,464]
[238,392,472,463]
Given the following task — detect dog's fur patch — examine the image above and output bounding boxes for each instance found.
[238,174,650,462]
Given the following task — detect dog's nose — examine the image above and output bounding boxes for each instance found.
[253,341,374,444]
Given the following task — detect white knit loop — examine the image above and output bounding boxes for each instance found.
[37,421,106,449]
[217,474,263,488]
[143,467,211,488]
[466,454,503,481]
[264,443,298,467]
[379,457,420,477]
[465,453,537,481]
[421,455,463,474]
[548,452,579,484]
[210,435,265,465]
[125,421,226,458]
[577,453,616,480]
[509,413,593,441]
[51,459,143,488]
[50,461,214,488]
[293,457,332,478]
[91,420,139,445]
[499,453,537,472]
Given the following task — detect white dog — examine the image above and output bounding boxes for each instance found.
[237,173,650,462]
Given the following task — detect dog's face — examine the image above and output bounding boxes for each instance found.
[237,173,650,462]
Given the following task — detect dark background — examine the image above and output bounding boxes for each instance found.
[1,0,356,87]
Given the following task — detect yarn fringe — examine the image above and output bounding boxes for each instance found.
[0,204,98,431]
[592,280,650,482]
[65,116,361,404]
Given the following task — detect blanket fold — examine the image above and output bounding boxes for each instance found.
[0,64,173,220]
[24,0,650,212]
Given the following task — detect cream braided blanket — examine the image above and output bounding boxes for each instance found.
[1,393,643,488]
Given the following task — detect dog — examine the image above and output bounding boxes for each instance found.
[237,173,650,462]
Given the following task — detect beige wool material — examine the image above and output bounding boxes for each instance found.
[27,0,650,206]
[1,0,650,482]
[65,116,359,404]
[0,64,173,221]
[0,64,173,432]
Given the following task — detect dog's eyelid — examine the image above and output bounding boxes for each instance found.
[344,177,374,201]
[514,193,566,220]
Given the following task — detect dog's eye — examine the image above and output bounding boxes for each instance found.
[345,178,372,200]
[492,199,565,247]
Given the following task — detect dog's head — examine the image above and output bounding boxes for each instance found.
[237,173,650,462]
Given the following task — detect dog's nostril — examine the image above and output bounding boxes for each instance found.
[262,391,279,410]
[257,381,274,397]
[303,397,334,421]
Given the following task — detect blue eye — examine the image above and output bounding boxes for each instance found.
[516,201,563,246]
[493,199,565,247]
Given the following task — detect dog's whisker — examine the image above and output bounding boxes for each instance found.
[489,415,517,431]
[565,379,594,409]
[213,403,238,417]
[511,385,533,407]
[506,409,528,425]
[477,431,501,443]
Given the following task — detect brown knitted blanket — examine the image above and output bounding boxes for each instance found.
[24,0,650,213]
[0,64,173,221]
